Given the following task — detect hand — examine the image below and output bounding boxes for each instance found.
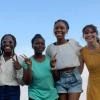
[11,55,21,70]
[50,53,57,68]
[20,54,32,66]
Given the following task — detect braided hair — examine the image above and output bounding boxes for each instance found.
[0,34,17,55]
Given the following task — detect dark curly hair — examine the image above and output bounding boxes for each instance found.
[31,34,45,47]
[54,19,69,30]
[0,34,17,55]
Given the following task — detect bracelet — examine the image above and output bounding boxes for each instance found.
[51,67,56,70]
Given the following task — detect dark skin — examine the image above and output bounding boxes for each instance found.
[50,53,60,81]
[22,38,46,85]
[2,35,32,84]
[0,35,23,85]
[1,35,22,70]
[22,37,59,85]
[54,21,68,45]
[2,36,15,61]
[21,54,32,85]
[54,21,82,100]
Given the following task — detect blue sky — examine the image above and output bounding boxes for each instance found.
[0,0,100,56]
[0,0,99,100]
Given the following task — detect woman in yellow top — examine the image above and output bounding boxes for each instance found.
[80,24,100,100]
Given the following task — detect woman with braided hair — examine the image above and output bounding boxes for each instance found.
[0,34,23,100]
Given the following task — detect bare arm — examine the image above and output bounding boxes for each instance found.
[12,55,24,84]
[23,64,32,85]
[50,54,60,81]
[78,55,84,74]
[51,69,60,81]
[21,55,32,85]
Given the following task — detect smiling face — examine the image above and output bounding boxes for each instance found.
[54,21,68,41]
[1,35,16,55]
[83,27,98,43]
[32,37,45,54]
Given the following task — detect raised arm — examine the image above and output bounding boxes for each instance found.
[21,55,32,85]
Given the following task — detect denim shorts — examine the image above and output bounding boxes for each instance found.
[56,68,82,93]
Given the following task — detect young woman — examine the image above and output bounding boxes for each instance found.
[46,19,83,100]
[80,24,100,100]
[0,34,23,100]
[21,34,58,100]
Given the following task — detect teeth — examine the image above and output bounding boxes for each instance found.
[56,33,62,36]
[88,37,94,39]
[5,46,10,49]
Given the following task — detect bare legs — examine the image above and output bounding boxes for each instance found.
[58,93,81,100]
